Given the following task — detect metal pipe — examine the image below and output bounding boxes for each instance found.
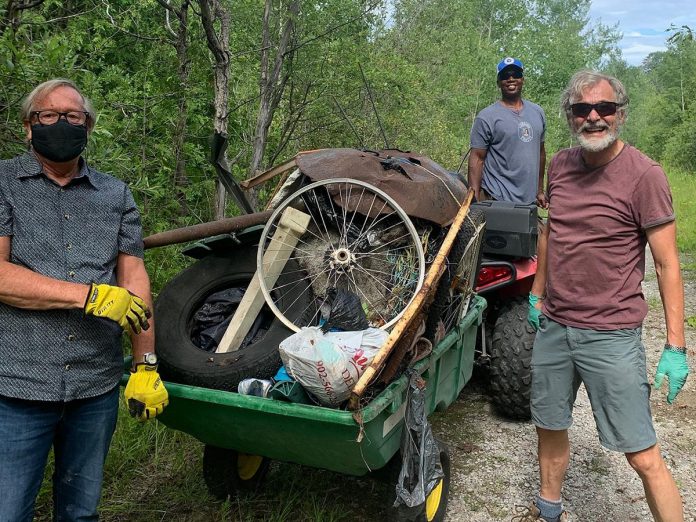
[143,211,272,250]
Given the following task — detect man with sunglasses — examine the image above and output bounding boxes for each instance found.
[0,79,168,520]
[518,70,687,521]
[468,57,547,207]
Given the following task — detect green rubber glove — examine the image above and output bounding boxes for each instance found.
[124,364,169,421]
[528,293,542,331]
[654,346,689,404]
[84,283,151,334]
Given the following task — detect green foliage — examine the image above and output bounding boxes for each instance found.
[666,168,696,254]
[11,2,696,518]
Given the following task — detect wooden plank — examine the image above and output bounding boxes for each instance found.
[215,207,311,353]
[347,189,475,410]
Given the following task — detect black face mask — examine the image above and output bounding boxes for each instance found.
[31,119,88,163]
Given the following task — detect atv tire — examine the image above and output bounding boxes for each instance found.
[489,295,535,420]
[155,245,311,391]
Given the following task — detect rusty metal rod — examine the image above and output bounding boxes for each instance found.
[143,211,272,250]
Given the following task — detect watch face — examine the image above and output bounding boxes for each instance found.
[143,353,158,365]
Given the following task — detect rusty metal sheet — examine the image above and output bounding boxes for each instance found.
[295,148,467,227]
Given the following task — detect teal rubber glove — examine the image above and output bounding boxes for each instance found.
[528,293,542,331]
[654,346,689,404]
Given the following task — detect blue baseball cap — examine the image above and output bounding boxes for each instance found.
[497,57,524,74]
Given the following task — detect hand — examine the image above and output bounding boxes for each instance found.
[536,191,548,209]
[654,346,689,404]
[124,364,169,420]
[528,293,543,331]
[84,283,151,334]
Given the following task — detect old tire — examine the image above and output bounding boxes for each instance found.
[202,445,271,500]
[489,295,534,420]
[424,209,485,342]
[155,246,311,391]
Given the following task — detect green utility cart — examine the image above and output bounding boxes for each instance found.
[123,295,485,522]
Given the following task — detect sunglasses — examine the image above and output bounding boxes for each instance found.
[498,69,523,80]
[569,101,625,118]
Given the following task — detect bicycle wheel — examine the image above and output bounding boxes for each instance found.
[257,178,426,332]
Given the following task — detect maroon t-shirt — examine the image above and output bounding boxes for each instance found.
[542,145,674,329]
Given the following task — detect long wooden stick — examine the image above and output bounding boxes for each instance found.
[347,189,475,411]
[240,158,297,189]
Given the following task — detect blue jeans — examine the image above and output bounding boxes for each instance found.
[0,386,119,521]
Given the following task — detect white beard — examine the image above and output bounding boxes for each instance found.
[575,123,620,152]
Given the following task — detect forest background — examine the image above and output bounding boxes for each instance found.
[1,0,695,519]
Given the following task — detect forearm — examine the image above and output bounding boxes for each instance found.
[655,259,685,347]
[467,151,486,200]
[117,254,155,358]
[0,260,89,309]
[531,221,549,297]
[538,144,546,194]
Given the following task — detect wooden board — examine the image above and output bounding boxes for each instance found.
[215,206,311,353]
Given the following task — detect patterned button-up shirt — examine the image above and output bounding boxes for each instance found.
[0,153,144,401]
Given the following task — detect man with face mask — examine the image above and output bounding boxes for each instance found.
[515,70,688,521]
[0,79,168,520]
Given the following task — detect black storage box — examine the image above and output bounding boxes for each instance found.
[471,201,538,258]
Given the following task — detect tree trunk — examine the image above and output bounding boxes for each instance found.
[248,0,299,179]
[198,0,231,219]
[172,0,191,216]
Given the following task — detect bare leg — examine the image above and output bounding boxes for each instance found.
[626,444,683,522]
[537,427,569,500]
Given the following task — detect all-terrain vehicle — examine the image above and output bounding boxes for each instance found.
[471,200,539,420]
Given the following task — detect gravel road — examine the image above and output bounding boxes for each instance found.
[434,251,695,521]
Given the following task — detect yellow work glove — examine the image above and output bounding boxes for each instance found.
[124,364,169,421]
[84,283,151,334]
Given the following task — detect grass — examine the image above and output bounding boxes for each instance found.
[30,169,696,520]
[33,393,391,521]
[667,168,696,255]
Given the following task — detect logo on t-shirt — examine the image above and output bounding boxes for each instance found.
[518,121,533,143]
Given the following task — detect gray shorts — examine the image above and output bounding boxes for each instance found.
[531,315,657,453]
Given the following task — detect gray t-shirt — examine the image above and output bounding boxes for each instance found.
[470,99,546,204]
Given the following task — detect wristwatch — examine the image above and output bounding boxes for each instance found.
[132,352,158,370]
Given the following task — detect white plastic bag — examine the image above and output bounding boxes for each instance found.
[278,327,388,407]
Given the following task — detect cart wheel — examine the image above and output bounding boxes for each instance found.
[258,178,426,332]
[202,445,271,500]
[422,441,450,522]
[387,440,451,522]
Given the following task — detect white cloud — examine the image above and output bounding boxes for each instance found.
[622,43,667,55]
[589,0,696,65]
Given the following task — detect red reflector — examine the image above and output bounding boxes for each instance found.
[477,266,513,287]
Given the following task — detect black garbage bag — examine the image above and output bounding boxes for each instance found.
[394,370,444,509]
[319,287,369,332]
[191,287,267,352]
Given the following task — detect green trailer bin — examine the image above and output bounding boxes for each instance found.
[124,295,485,477]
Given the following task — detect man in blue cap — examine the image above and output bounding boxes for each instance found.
[468,57,547,207]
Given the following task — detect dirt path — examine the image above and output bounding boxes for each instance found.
[435,251,696,521]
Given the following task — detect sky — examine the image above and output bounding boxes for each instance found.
[590,0,696,65]
[588,0,696,66]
